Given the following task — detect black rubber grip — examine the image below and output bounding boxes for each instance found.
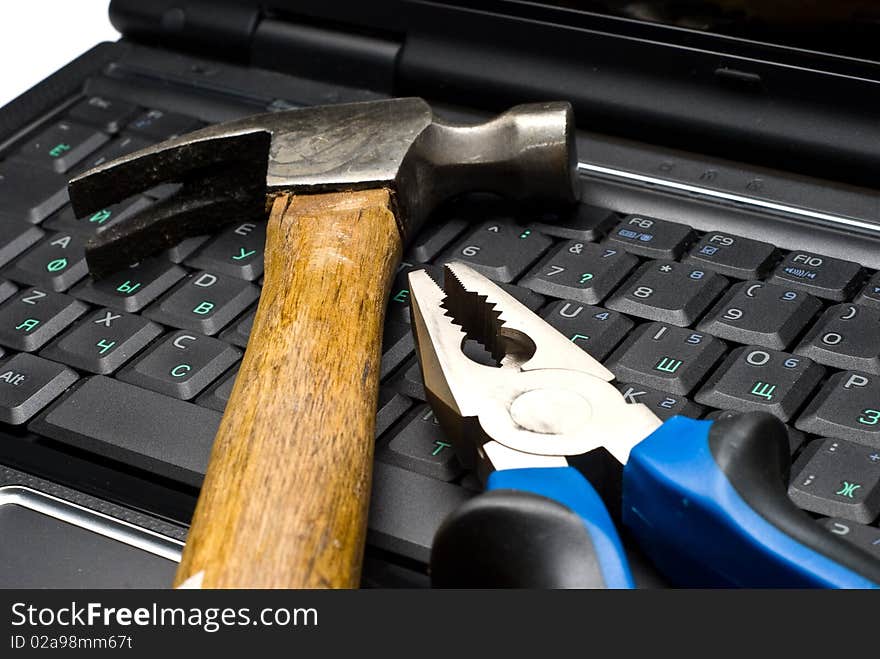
[709,412,880,585]
[430,489,606,588]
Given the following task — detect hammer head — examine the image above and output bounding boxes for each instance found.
[69,98,577,277]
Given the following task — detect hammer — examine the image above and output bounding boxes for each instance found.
[68,97,577,588]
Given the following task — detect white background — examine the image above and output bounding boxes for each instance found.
[0,1,119,107]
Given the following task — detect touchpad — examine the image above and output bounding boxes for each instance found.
[0,487,179,588]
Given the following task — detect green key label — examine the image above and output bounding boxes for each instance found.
[15,319,39,333]
[49,143,70,158]
[116,280,141,295]
[431,440,452,456]
[750,381,776,400]
[655,357,682,374]
[96,339,116,355]
[232,248,256,261]
[170,364,192,378]
[192,301,214,315]
[835,481,861,499]
[858,409,880,426]
[46,258,68,273]
[88,209,113,225]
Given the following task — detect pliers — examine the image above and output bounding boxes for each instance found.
[408,263,880,588]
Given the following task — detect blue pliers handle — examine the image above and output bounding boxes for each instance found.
[409,263,880,589]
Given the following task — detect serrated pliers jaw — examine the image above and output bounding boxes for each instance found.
[408,262,661,481]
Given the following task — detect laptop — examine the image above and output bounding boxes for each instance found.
[1,0,879,588]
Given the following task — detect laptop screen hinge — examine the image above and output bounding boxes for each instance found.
[109,0,262,63]
[251,16,403,95]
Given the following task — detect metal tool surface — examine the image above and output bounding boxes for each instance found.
[409,262,660,477]
[69,98,577,278]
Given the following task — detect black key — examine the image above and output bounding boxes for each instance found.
[72,257,186,313]
[854,272,880,309]
[0,289,87,352]
[519,241,637,304]
[187,220,267,280]
[695,346,824,422]
[698,281,822,350]
[163,235,210,264]
[529,204,616,242]
[379,404,463,481]
[705,410,806,454]
[381,320,414,380]
[30,376,221,487]
[0,353,77,425]
[368,461,472,563]
[196,368,238,412]
[541,301,633,361]
[606,260,727,326]
[43,196,151,237]
[684,231,776,279]
[496,284,545,311]
[68,96,139,133]
[606,215,695,259]
[0,163,69,223]
[6,232,87,292]
[795,304,880,374]
[769,251,861,301]
[606,322,725,395]
[0,281,17,306]
[71,134,151,175]
[788,439,880,523]
[14,120,108,173]
[118,330,241,400]
[219,307,254,348]
[0,217,43,268]
[407,218,467,262]
[144,271,259,335]
[376,388,412,438]
[127,109,201,139]
[438,220,553,282]
[41,308,163,375]
[819,518,880,559]
[796,371,880,448]
[616,382,705,420]
[392,358,427,401]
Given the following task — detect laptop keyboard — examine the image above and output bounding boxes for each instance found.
[2,93,880,573]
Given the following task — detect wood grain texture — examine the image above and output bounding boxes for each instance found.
[174,188,402,588]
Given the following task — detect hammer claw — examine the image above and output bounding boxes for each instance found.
[85,182,264,278]
[68,129,271,230]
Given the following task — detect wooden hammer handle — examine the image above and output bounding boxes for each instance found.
[175,189,401,588]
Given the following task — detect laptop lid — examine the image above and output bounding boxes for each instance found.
[108,1,880,186]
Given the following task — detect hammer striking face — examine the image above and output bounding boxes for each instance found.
[67,97,578,589]
[69,98,577,277]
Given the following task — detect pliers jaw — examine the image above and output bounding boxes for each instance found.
[408,263,661,482]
